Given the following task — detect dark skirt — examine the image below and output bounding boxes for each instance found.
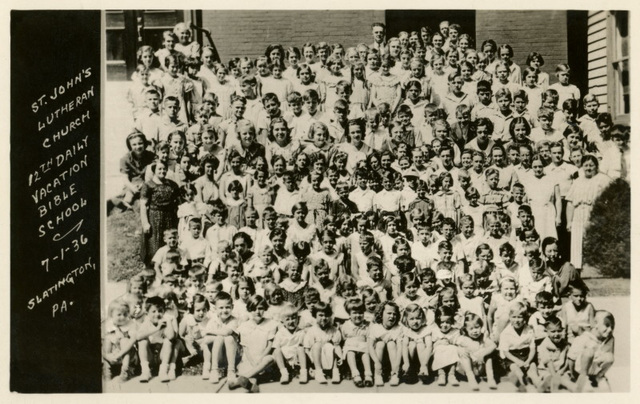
[141,208,178,266]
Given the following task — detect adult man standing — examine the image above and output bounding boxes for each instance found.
[370,22,388,56]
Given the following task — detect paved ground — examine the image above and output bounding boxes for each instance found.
[103,284,629,394]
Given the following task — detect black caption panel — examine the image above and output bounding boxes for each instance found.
[11,10,102,393]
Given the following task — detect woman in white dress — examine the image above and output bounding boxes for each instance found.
[527,155,562,241]
[565,155,611,269]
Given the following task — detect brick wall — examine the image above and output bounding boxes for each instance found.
[475,10,568,85]
[201,10,385,62]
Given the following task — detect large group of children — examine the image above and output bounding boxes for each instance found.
[104,18,626,392]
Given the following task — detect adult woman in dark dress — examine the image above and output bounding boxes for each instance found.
[140,159,181,266]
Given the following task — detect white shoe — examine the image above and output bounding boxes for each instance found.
[299,369,308,384]
[331,368,341,384]
[139,362,152,383]
[316,371,328,384]
[280,370,290,384]
[202,365,210,380]
[158,364,170,383]
[210,369,221,384]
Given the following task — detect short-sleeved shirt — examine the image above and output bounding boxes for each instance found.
[273,327,306,350]
[528,311,563,342]
[120,150,155,182]
[455,333,495,357]
[537,337,569,371]
[103,318,139,347]
[303,324,342,349]
[368,323,403,344]
[341,320,370,352]
[567,332,614,373]
[205,314,239,336]
[152,245,187,265]
[498,324,535,358]
[401,324,431,344]
[180,313,210,340]
[349,187,376,213]
[237,318,279,358]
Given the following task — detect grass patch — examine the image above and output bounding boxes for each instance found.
[583,278,630,297]
[107,204,146,282]
[107,203,631,298]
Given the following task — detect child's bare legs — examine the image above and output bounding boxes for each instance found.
[210,336,224,377]
[272,348,290,384]
[239,355,275,380]
[346,351,371,387]
[576,373,588,392]
[437,366,448,386]
[528,365,547,392]
[457,350,479,390]
[298,347,308,384]
[331,349,343,384]
[373,341,386,386]
[210,335,237,383]
[106,337,136,364]
[417,341,431,376]
[158,338,174,382]
[123,189,137,209]
[224,336,238,379]
[404,341,417,375]
[310,342,328,383]
[448,363,460,386]
[576,354,613,392]
[387,341,401,386]
[422,341,433,380]
[485,357,497,389]
[549,371,563,392]
[200,339,213,379]
[119,353,132,381]
[137,339,152,382]
[592,353,614,381]
[230,354,275,394]
[346,351,362,385]
[560,373,577,392]
[362,352,373,384]
[167,340,180,380]
[509,364,526,392]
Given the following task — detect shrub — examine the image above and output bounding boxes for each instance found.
[583,178,630,278]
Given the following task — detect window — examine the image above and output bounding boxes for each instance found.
[610,11,629,120]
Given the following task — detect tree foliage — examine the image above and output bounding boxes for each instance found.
[583,178,631,278]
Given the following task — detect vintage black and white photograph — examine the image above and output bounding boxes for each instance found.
[97,8,630,394]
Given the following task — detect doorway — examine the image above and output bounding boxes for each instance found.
[105,10,192,80]
[385,10,476,43]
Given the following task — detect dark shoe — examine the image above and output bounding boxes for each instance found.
[228,376,250,390]
[248,378,260,393]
